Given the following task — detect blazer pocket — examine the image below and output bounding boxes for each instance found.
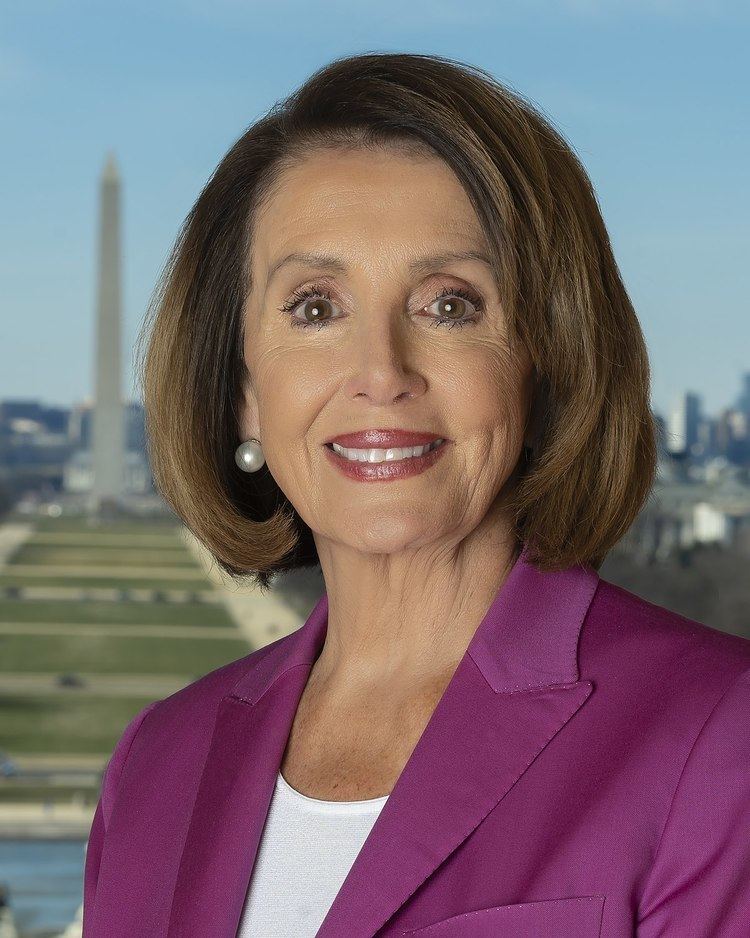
[402,895,605,936]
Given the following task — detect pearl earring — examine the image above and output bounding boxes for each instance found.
[235,438,265,473]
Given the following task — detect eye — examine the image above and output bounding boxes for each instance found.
[278,282,484,330]
[279,285,340,329]
[423,285,484,329]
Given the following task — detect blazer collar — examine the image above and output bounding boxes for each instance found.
[167,543,600,937]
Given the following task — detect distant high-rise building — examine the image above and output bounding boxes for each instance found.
[667,391,702,456]
[88,151,126,512]
[68,399,93,449]
[736,372,750,416]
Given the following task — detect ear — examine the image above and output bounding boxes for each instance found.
[237,369,261,442]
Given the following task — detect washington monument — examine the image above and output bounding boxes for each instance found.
[89,151,126,513]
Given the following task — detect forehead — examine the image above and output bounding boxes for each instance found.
[251,149,488,269]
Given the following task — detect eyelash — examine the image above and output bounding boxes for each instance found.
[278,283,484,331]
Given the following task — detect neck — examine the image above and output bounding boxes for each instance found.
[310,510,521,698]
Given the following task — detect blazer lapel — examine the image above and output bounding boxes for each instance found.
[167,545,600,938]
[166,591,330,938]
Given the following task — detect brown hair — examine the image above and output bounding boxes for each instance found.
[135,51,658,592]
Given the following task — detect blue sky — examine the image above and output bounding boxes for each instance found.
[2,0,748,421]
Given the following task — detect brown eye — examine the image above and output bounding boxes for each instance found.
[279,286,342,329]
[434,296,468,319]
[299,296,335,324]
[425,286,483,328]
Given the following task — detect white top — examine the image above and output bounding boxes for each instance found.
[236,770,390,937]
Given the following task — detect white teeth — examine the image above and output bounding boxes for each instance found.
[331,439,444,463]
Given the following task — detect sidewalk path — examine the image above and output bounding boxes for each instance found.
[0,523,33,567]
[179,528,304,649]
[0,800,93,839]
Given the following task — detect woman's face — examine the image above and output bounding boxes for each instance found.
[240,147,534,556]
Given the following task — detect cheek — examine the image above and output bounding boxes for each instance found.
[253,349,329,437]
[444,347,530,435]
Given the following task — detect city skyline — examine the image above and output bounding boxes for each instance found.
[3,369,749,426]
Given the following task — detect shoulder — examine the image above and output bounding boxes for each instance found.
[582,576,750,748]
[587,574,750,677]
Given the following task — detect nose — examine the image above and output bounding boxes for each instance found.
[340,315,427,405]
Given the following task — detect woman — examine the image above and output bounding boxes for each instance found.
[82,52,750,937]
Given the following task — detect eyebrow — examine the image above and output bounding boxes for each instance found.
[265,248,495,287]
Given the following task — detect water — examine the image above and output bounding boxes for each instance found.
[0,840,84,938]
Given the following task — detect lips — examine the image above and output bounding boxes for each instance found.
[325,429,446,449]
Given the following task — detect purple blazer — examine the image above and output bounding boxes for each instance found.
[82,545,750,937]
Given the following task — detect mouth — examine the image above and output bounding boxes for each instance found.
[324,438,446,464]
[323,435,449,482]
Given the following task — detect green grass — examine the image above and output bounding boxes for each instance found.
[9,543,199,567]
[0,598,234,627]
[0,574,211,589]
[0,633,250,673]
[0,784,100,806]
[0,514,251,768]
[0,694,164,755]
[31,516,182,535]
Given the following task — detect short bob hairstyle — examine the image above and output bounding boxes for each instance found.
[136,51,658,592]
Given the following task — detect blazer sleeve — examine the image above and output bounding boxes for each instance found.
[82,700,161,938]
[637,665,750,937]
